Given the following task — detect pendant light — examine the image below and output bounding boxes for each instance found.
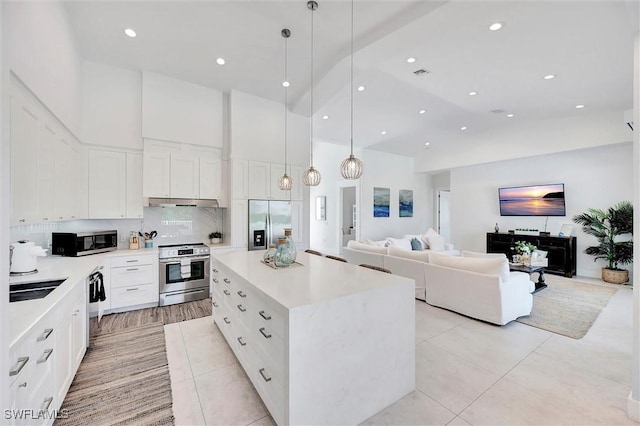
[303,0,321,186]
[278,28,293,191]
[340,0,364,180]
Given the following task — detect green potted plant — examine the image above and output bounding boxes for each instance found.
[572,201,633,284]
[208,232,223,245]
[514,240,537,264]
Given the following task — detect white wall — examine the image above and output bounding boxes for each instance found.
[4,1,83,136]
[81,61,142,149]
[359,150,431,241]
[229,90,309,165]
[450,142,634,278]
[415,112,632,173]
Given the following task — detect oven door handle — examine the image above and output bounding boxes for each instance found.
[159,256,210,264]
[164,288,208,297]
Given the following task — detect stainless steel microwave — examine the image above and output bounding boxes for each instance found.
[52,230,118,256]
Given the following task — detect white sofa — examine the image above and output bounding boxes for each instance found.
[425,251,534,325]
[342,239,459,301]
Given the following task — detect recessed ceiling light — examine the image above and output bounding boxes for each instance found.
[282,81,290,87]
[575,104,585,109]
[461,126,467,131]
[407,57,416,63]
[419,110,426,114]
[424,142,430,147]
[381,131,387,135]
[468,91,477,96]
[216,57,225,65]
[543,74,556,80]
[357,85,366,92]
[489,22,504,31]
[124,28,137,38]
[322,115,329,120]
[506,113,515,118]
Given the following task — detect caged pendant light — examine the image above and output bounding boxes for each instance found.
[278,28,293,191]
[340,0,364,180]
[303,0,321,187]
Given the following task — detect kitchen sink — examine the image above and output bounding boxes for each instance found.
[10,279,67,303]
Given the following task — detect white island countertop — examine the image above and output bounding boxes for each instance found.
[211,250,413,309]
[8,247,158,347]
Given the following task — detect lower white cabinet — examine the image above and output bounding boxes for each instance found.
[108,254,158,311]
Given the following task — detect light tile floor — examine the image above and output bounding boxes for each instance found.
[165,275,636,425]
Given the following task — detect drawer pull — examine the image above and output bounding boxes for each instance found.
[223,278,231,284]
[126,259,139,263]
[237,304,246,312]
[212,278,219,283]
[259,311,271,320]
[37,328,53,342]
[259,327,272,339]
[237,290,246,298]
[237,337,247,346]
[126,268,139,271]
[259,368,272,382]
[223,317,231,324]
[223,290,231,296]
[9,357,29,377]
[213,301,219,307]
[126,288,139,292]
[37,349,53,364]
[213,269,219,273]
[41,397,53,411]
[18,382,27,388]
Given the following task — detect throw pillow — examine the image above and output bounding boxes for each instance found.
[403,234,425,250]
[410,238,423,251]
[421,228,440,248]
[386,237,412,251]
[426,234,446,251]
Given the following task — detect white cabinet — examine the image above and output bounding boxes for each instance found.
[69,143,84,220]
[170,155,200,198]
[143,151,171,197]
[37,123,56,223]
[289,165,304,201]
[109,254,158,311]
[200,158,222,199]
[290,201,304,246]
[126,153,144,218]
[248,161,271,199]
[88,150,127,218]
[10,93,39,225]
[231,199,248,248]
[231,159,249,199]
[54,136,71,221]
[246,160,303,201]
[269,163,287,201]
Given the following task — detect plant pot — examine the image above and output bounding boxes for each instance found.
[211,238,221,244]
[601,267,629,284]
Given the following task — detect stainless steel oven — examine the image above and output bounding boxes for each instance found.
[158,243,210,306]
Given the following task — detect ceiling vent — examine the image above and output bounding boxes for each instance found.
[624,109,634,131]
[413,69,431,76]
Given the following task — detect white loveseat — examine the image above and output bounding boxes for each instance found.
[425,251,534,325]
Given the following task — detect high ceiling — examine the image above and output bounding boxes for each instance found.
[64,0,639,158]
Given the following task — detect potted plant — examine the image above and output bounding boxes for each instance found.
[572,201,633,284]
[208,232,223,244]
[514,240,537,264]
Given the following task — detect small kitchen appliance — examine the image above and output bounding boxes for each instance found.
[52,230,117,256]
[10,240,47,276]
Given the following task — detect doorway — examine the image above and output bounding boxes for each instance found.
[339,185,357,254]
[438,190,451,243]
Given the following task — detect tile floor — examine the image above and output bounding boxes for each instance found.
[165,275,637,425]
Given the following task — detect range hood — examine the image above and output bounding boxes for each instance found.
[147,198,219,208]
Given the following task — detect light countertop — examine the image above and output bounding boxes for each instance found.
[211,250,415,310]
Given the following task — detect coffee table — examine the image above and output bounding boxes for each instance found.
[509,264,547,293]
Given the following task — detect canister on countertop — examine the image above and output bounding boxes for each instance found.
[129,231,139,250]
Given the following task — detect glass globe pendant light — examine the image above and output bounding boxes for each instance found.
[303,0,321,187]
[278,28,293,191]
[340,0,364,180]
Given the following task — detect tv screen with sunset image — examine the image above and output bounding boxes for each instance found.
[498,183,566,216]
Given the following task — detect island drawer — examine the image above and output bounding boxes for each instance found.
[253,322,285,386]
[250,355,285,426]
[253,294,286,340]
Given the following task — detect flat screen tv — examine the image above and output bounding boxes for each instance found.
[498,183,566,216]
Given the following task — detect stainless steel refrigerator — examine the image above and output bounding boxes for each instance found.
[248,200,292,251]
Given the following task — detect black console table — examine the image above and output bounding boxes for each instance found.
[486,232,577,278]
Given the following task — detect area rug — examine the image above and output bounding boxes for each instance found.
[55,322,174,425]
[516,278,618,339]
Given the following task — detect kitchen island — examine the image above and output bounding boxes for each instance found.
[210,250,415,425]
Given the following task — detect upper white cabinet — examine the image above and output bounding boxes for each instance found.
[88,149,144,219]
[170,155,200,199]
[231,159,249,199]
[38,123,56,222]
[245,161,303,201]
[200,158,222,200]
[88,150,127,218]
[142,71,223,148]
[142,151,171,198]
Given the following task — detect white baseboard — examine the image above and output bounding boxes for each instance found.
[627,390,640,421]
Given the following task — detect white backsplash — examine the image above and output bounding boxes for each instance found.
[10,207,225,250]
